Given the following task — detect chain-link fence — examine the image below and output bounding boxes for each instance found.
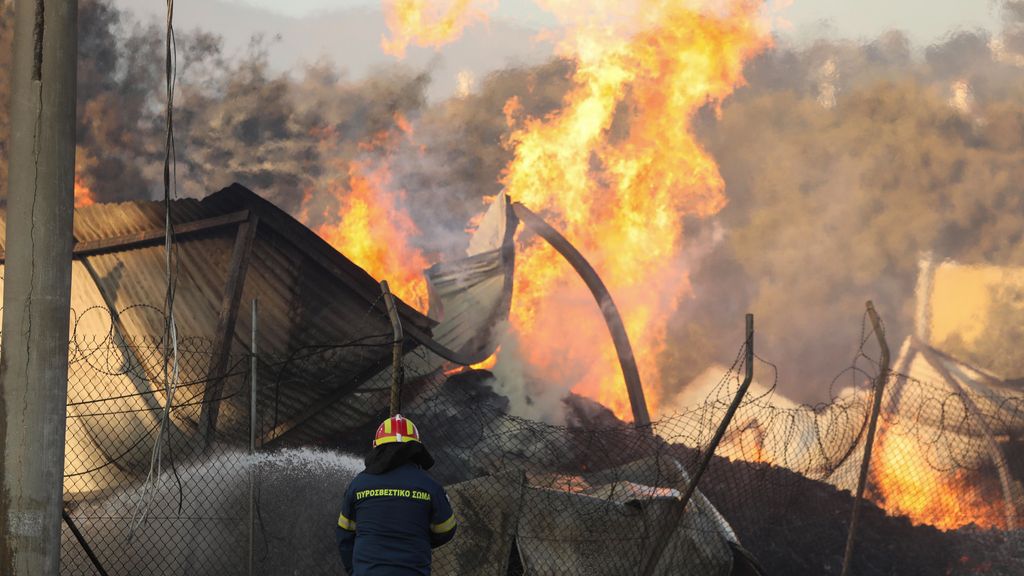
[58,307,1024,575]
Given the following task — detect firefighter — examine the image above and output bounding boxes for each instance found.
[336,414,457,575]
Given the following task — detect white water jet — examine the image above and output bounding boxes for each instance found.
[63,447,365,575]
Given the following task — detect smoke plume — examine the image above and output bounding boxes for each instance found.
[4,1,1024,407]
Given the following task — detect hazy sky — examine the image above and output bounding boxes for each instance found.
[208,0,1003,42]
[113,0,1006,99]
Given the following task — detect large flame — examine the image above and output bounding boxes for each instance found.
[871,431,1006,530]
[382,0,496,58]
[303,116,430,312]
[315,161,430,311]
[498,0,770,419]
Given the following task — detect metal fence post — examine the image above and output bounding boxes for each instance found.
[640,314,754,576]
[840,301,890,576]
[380,281,405,416]
[249,299,258,576]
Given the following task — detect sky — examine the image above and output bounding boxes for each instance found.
[191,0,1004,41]
[113,0,1007,99]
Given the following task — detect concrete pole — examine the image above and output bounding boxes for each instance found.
[0,0,78,574]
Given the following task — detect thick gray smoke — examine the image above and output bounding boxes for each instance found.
[4,1,1024,404]
[672,20,1024,401]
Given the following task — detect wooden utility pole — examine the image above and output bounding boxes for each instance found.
[0,0,78,574]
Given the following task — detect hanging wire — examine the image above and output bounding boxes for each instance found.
[131,0,181,537]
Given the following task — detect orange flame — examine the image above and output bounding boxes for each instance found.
[382,0,496,58]
[496,0,770,419]
[302,114,430,312]
[314,160,430,312]
[471,347,501,370]
[74,175,96,208]
[871,431,1006,530]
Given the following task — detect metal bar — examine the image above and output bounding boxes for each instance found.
[0,210,250,263]
[640,314,754,576]
[62,511,110,576]
[248,299,258,576]
[380,281,405,416]
[0,1,78,572]
[78,258,173,424]
[511,202,651,426]
[914,339,1017,531]
[199,213,260,445]
[841,301,892,576]
[680,314,754,510]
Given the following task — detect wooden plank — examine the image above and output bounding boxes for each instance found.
[0,210,249,262]
[198,213,260,445]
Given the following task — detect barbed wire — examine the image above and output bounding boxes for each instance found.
[50,306,1024,575]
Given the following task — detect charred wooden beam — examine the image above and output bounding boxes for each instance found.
[199,213,260,446]
[511,202,651,427]
[380,281,405,416]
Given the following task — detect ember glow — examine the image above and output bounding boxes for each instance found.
[381,0,496,57]
[471,347,500,370]
[497,0,770,419]
[871,432,1005,530]
[74,175,96,208]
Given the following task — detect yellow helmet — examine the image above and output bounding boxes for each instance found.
[372,414,422,448]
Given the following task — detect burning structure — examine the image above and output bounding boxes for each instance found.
[874,256,1024,531]
[2,184,1016,575]
[657,255,1024,556]
[0,185,768,574]
[3,0,1024,573]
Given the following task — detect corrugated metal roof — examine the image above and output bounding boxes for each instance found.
[0,183,455,495]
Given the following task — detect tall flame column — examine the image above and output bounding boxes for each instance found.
[0,0,78,574]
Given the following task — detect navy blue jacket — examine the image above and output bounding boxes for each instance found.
[336,462,457,575]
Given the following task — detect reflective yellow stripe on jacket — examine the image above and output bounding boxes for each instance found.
[337,512,356,531]
[430,514,456,534]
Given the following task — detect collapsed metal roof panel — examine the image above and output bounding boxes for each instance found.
[1,182,434,344]
[0,183,459,494]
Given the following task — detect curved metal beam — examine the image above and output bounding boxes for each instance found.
[511,202,651,426]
